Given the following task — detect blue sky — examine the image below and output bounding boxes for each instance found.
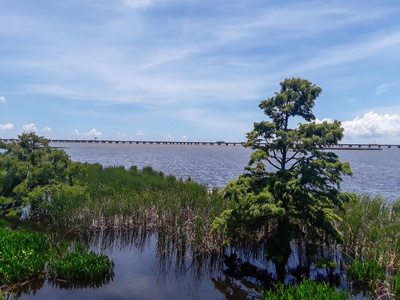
[1,0,400,143]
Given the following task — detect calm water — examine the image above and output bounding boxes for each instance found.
[11,144,400,299]
[60,143,400,200]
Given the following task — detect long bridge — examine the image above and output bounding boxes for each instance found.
[1,138,400,149]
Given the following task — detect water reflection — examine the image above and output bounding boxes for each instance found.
[1,277,45,300]
[3,228,368,299]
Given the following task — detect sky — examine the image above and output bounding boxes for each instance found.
[1,0,400,143]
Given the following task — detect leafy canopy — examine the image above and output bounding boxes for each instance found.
[0,132,83,209]
[213,78,353,263]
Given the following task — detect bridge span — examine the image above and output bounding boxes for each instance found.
[1,138,400,149]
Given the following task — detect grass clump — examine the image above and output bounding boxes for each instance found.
[0,228,48,285]
[48,243,114,285]
[347,257,385,285]
[262,280,348,300]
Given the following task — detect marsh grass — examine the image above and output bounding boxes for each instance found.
[338,195,400,296]
[33,164,229,254]
[261,280,348,300]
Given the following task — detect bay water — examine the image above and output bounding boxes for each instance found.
[14,144,400,299]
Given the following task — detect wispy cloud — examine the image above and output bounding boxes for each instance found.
[0,96,5,102]
[1,1,400,140]
[291,31,400,74]
[376,81,400,94]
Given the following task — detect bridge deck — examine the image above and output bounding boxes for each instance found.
[1,138,399,149]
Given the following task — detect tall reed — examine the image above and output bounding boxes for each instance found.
[338,194,400,296]
[32,164,229,254]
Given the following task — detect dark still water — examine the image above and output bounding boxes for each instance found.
[60,143,400,200]
[11,144,400,300]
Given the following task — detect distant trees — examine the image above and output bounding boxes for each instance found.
[213,78,353,280]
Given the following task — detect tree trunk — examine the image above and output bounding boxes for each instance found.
[266,217,293,282]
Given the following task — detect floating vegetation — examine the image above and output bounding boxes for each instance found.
[48,243,114,288]
[0,228,48,286]
[0,228,114,294]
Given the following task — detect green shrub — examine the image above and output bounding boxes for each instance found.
[347,256,385,292]
[262,280,348,300]
[48,243,114,284]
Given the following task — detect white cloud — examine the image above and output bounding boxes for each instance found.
[0,123,14,130]
[134,130,146,138]
[166,134,173,139]
[182,135,187,140]
[22,123,37,132]
[376,81,400,94]
[73,128,102,137]
[122,0,153,9]
[0,96,5,102]
[342,111,400,139]
[21,123,52,135]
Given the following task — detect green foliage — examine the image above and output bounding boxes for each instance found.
[261,280,348,300]
[338,195,400,268]
[48,243,114,284]
[347,257,385,286]
[338,195,400,295]
[0,228,48,285]
[28,183,89,225]
[0,132,83,210]
[0,228,114,288]
[213,78,353,267]
[392,269,400,299]
[315,258,336,270]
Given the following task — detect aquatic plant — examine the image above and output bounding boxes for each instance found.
[338,195,400,267]
[392,269,400,299]
[0,228,48,285]
[347,256,385,289]
[261,280,348,300]
[0,227,114,294]
[48,243,114,286]
[338,194,400,296]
